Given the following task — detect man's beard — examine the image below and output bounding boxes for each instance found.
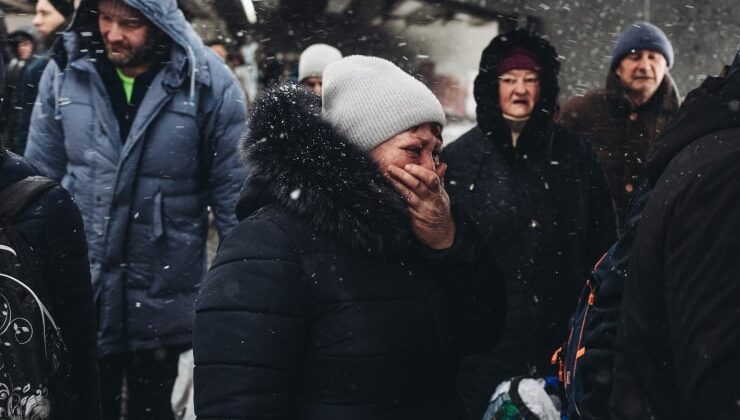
[105,34,159,69]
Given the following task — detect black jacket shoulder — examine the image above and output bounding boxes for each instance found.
[0,150,100,420]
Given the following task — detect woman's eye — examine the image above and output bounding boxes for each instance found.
[406,147,422,156]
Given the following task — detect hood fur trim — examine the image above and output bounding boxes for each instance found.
[240,84,413,256]
[473,29,561,150]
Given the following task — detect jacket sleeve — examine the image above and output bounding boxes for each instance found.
[663,165,740,419]
[193,215,309,419]
[42,187,100,420]
[12,59,45,155]
[23,61,68,182]
[584,140,617,259]
[203,77,248,238]
[419,208,506,355]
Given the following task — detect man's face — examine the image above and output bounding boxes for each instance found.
[302,77,323,95]
[32,0,66,40]
[615,49,668,104]
[498,69,540,118]
[98,0,154,69]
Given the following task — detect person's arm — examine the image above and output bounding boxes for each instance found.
[420,207,506,355]
[42,187,100,420]
[584,143,617,255]
[663,162,740,419]
[203,79,248,238]
[193,216,309,419]
[386,162,505,354]
[23,61,67,181]
[13,59,44,155]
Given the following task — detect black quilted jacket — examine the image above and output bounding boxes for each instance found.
[193,85,506,420]
[0,149,100,419]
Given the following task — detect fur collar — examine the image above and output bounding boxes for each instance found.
[604,71,681,115]
[238,84,413,256]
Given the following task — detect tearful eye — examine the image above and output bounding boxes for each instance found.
[405,147,422,156]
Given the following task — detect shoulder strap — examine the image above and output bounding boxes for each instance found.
[0,176,57,221]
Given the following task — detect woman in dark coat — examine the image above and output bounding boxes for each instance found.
[0,146,100,419]
[193,56,505,420]
[441,29,617,419]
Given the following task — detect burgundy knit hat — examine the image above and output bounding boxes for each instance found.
[497,47,541,76]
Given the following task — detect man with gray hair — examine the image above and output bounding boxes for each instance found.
[558,22,680,230]
[24,0,247,418]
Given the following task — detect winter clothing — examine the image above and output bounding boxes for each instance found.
[24,0,247,355]
[193,84,505,420]
[12,56,48,155]
[557,69,680,230]
[100,344,188,420]
[610,59,740,420]
[0,149,100,419]
[298,43,342,82]
[609,22,674,69]
[441,29,616,420]
[498,47,541,75]
[48,0,75,18]
[2,30,36,149]
[322,55,446,151]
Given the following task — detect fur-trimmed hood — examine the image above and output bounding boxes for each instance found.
[474,29,560,151]
[238,84,413,256]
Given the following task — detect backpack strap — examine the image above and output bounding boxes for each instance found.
[0,176,57,222]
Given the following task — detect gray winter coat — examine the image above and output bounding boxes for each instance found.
[24,0,247,355]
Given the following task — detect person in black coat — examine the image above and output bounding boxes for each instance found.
[193,56,506,420]
[0,147,100,419]
[441,29,616,419]
[610,49,740,420]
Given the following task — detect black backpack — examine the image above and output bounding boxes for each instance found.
[551,182,650,419]
[0,176,70,418]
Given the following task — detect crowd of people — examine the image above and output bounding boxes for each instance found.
[0,0,737,419]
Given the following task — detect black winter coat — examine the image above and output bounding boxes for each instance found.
[441,30,617,420]
[193,85,506,420]
[0,149,100,419]
[611,65,740,420]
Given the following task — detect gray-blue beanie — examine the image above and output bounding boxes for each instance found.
[610,22,674,69]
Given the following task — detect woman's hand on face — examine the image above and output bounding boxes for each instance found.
[386,163,456,250]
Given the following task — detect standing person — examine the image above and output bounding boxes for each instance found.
[298,43,342,95]
[442,29,616,420]
[193,56,506,420]
[0,60,99,419]
[610,48,740,420]
[2,29,36,149]
[24,0,247,419]
[558,22,680,230]
[12,0,75,155]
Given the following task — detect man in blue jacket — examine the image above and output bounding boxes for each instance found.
[24,0,247,418]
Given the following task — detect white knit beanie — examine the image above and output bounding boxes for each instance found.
[321,55,446,151]
[298,44,343,82]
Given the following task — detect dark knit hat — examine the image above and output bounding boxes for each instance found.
[497,47,542,76]
[48,0,75,18]
[610,21,674,69]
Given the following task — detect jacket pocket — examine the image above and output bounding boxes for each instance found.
[151,189,164,242]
